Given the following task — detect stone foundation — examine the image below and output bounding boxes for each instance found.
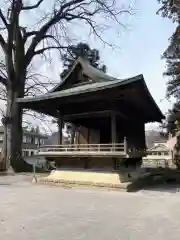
[50,157,115,170]
[37,167,145,189]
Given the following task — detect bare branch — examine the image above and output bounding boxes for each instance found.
[25,0,131,67]
[0,67,7,80]
[0,107,5,117]
[24,71,58,97]
[0,79,7,94]
[23,111,54,133]
[25,0,84,65]
[22,0,44,10]
[24,82,49,96]
[25,31,39,38]
[34,45,67,55]
[0,34,6,52]
[0,8,8,28]
[0,75,7,87]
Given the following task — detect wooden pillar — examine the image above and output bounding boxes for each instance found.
[111,111,116,144]
[124,137,127,153]
[57,111,64,145]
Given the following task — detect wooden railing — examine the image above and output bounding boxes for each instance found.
[39,143,126,153]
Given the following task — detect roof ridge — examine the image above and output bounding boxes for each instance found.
[50,57,119,93]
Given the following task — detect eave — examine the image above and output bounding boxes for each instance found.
[17,74,164,123]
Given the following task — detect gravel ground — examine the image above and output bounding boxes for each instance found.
[1,175,180,240]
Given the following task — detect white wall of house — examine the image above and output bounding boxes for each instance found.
[154,141,167,147]
[0,130,46,156]
[0,135,3,141]
[22,135,45,145]
[22,149,39,157]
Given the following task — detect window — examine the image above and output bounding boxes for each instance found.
[23,151,29,156]
[23,136,26,143]
[26,136,32,144]
[31,137,34,144]
[26,136,29,143]
[35,137,38,144]
[0,135,3,141]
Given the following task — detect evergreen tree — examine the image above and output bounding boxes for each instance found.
[157,1,180,167]
[163,26,180,98]
[157,1,180,131]
[60,42,107,78]
[157,1,180,98]
[164,103,180,136]
[157,0,180,22]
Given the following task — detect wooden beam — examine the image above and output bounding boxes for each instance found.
[64,109,132,122]
[64,110,111,121]
[115,111,129,119]
[57,111,64,144]
[111,111,116,144]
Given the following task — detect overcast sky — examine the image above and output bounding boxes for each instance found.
[0,0,176,133]
[78,0,175,115]
[95,0,175,129]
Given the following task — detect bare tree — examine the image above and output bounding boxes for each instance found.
[0,68,57,171]
[0,0,132,172]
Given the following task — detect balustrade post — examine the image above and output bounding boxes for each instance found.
[98,144,100,152]
[124,137,127,154]
[111,111,116,151]
[57,111,64,147]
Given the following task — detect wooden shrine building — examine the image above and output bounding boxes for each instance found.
[17,57,164,170]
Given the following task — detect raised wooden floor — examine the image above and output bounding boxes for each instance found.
[38,143,144,159]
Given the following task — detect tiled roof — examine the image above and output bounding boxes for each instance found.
[148,144,169,152]
[17,75,143,103]
[50,57,117,92]
[16,57,164,122]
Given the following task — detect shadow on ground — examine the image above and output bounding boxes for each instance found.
[127,168,180,193]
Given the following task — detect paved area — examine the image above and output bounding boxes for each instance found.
[1,175,180,239]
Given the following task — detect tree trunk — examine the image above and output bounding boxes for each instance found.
[0,92,13,171]
[0,128,7,171]
[0,104,11,171]
[1,89,32,172]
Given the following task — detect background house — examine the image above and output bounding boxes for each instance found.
[143,139,173,168]
[0,126,48,156]
[145,130,167,148]
[147,143,170,157]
